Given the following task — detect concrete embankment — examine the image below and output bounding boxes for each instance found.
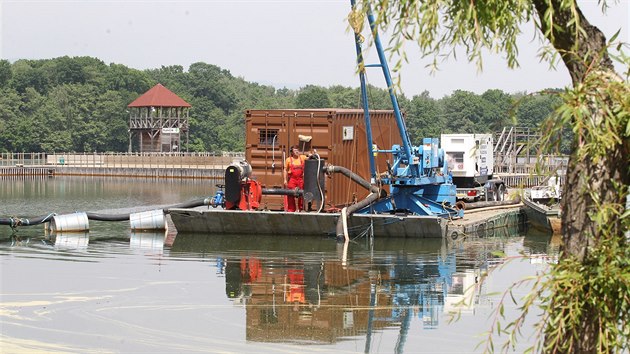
[51,166,225,179]
[0,153,238,179]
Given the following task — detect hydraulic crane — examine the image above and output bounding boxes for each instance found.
[349,0,461,218]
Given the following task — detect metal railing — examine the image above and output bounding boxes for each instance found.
[0,152,244,169]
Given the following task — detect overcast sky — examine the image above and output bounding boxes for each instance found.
[1,0,628,98]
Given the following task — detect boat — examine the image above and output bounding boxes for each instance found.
[523,176,562,234]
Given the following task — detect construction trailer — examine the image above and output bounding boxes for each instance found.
[441,134,496,201]
[245,109,402,210]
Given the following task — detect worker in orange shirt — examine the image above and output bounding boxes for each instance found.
[285,145,308,212]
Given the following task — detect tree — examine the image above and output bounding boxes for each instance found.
[295,85,332,108]
[0,88,23,152]
[11,60,49,94]
[328,85,360,108]
[406,91,443,140]
[439,90,486,133]
[480,89,513,131]
[353,0,628,352]
[0,60,12,88]
[188,62,238,114]
[106,63,153,94]
[514,91,563,129]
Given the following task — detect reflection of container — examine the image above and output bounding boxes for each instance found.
[50,212,89,232]
[53,232,89,250]
[130,230,166,252]
[129,209,166,230]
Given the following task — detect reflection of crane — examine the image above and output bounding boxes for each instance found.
[362,249,458,352]
[349,0,461,219]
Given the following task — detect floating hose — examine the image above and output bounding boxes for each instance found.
[162,198,211,212]
[86,212,130,221]
[1,197,213,229]
[0,213,56,227]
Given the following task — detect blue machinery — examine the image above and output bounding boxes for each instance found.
[350,0,461,218]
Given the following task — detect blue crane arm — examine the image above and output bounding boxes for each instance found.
[350,0,417,178]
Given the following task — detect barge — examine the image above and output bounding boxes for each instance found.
[169,4,528,242]
[169,202,525,241]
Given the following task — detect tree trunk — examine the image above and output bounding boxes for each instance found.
[532,1,629,353]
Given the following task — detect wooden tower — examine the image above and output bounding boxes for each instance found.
[127,83,191,153]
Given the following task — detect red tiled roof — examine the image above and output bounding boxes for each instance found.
[128,83,191,108]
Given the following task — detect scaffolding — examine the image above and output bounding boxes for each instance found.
[493,127,541,174]
[493,127,568,187]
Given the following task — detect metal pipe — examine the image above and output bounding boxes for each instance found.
[261,188,303,197]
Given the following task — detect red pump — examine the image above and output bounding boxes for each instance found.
[226,179,262,211]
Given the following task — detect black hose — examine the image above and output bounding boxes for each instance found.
[0,213,56,226]
[163,198,209,212]
[336,192,380,240]
[86,212,130,221]
[326,165,377,193]
[326,164,384,241]
[86,198,211,220]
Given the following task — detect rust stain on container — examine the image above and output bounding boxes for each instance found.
[245,109,402,210]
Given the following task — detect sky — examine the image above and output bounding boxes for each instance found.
[1,0,628,98]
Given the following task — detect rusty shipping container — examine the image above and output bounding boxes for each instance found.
[245,109,402,210]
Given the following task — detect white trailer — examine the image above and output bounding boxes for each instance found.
[441,134,504,201]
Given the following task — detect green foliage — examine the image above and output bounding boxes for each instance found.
[0,56,563,153]
[539,230,629,353]
[514,90,563,129]
[440,90,487,133]
[0,60,12,88]
[481,89,514,131]
[295,85,332,108]
[328,85,360,108]
[406,91,444,140]
[11,60,50,94]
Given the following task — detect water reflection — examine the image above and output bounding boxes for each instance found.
[171,229,544,347]
[129,230,166,253]
[51,231,90,250]
[0,176,556,352]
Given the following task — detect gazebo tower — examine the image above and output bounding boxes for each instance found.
[128,83,191,152]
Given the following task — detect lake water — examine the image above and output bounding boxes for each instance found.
[0,176,556,353]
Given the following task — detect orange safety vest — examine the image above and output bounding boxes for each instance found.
[286,155,307,180]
